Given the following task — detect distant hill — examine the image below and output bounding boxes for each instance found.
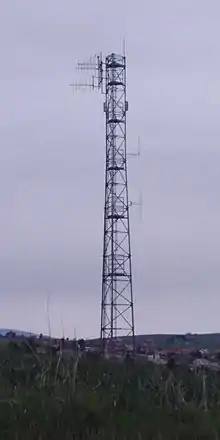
[90,333,220,350]
[135,333,220,349]
[1,330,220,350]
[0,329,37,337]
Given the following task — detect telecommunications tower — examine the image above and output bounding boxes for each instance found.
[71,52,135,355]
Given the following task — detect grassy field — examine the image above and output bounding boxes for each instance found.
[1,341,220,439]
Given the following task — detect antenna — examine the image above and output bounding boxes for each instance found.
[127,135,141,158]
[123,38,126,57]
[70,53,104,93]
[129,192,143,221]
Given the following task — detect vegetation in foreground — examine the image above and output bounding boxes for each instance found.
[1,341,220,439]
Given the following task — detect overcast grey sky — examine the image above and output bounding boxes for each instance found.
[0,0,220,338]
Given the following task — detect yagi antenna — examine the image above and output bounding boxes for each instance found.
[70,53,104,94]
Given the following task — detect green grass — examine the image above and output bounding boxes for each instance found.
[1,342,220,439]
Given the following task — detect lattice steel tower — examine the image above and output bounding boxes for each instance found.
[72,52,135,355]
